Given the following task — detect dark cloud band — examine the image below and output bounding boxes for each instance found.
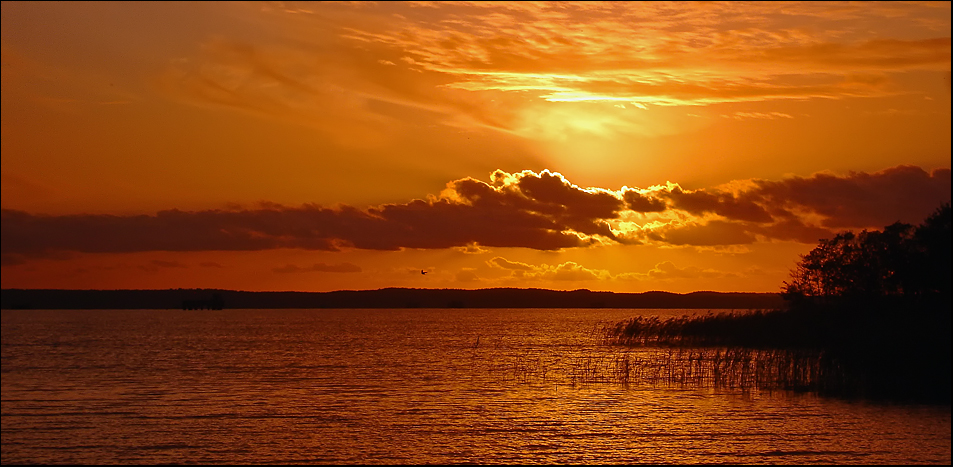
[2,166,949,262]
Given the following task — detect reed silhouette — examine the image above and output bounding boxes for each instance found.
[606,203,951,403]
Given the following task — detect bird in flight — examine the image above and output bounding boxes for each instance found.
[421,270,428,275]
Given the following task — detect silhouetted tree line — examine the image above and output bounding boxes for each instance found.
[181,293,224,310]
[782,203,951,306]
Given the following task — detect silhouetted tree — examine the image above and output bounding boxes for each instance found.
[782,203,951,305]
[911,203,952,299]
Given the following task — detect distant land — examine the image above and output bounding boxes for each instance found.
[0,288,785,310]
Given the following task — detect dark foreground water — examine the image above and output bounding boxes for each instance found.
[2,308,950,464]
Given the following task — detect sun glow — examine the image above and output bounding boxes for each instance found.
[1,1,949,294]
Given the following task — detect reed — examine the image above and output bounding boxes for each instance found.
[560,349,852,392]
[601,309,834,349]
[494,347,855,394]
[503,354,555,383]
[601,306,951,402]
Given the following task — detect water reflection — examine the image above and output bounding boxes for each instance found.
[2,308,950,464]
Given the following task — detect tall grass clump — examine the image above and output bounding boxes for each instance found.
[603,301,950,402]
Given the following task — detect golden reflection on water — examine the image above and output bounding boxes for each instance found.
[1,308,950,464]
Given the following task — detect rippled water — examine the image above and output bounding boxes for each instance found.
[2,308,950,464]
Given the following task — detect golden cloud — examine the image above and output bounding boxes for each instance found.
[2,166,948,263]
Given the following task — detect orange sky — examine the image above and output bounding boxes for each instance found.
[2,1,950,294]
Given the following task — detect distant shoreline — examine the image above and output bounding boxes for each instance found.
[0,287,784,310]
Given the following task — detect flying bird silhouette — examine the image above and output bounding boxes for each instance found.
[421,270,428,275]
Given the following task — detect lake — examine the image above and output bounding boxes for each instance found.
[2,308,950,464]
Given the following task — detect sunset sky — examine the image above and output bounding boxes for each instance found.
[2,1,950,294]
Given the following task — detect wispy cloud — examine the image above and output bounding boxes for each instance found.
[487,256,605,281]
[328,2,951,107]
[724,111,794,120]
[487,257,738,283]
[156,1,950,140]
[619,261,740,281]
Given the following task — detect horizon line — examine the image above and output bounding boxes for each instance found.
[0,286,781,295]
